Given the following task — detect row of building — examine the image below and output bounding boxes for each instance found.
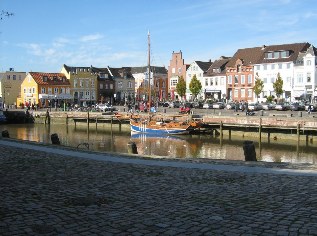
[0,42,316,109]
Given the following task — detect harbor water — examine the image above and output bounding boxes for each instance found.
[1,123,316,164]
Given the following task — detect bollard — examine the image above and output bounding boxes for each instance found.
[127,141,138,154]
[243,140,257,161]
[51,133,60,145]
[163,108,166,113]
[2,130,9,138]
[260,110,264,116]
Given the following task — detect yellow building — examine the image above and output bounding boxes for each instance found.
[0,70,26,108]
[19,72,71,108]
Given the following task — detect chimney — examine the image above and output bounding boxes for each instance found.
[262,45,266,50]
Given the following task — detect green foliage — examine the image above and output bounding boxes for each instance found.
[189,74,202,100]
[266,95,275,103]
[175,76,186,99]
[273,73,283,98]
[253,74,264,101]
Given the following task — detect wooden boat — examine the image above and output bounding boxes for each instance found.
[130,116,201,135]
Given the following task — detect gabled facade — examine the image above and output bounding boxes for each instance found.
[186,61,212,100]
[226,47,263,102]
[61,64,97,106]
[0,69,26,108]
[167,51,189,100]
[107,67,134,105]
[204,56,231,101]
[19,72,71,108]
[132,66,168,103]
[253,43,313,102]
[90,66,115,104]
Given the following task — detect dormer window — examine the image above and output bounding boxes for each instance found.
[43,76,48,82]
[53,76,58,82]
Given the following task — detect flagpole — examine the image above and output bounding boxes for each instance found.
[148,30,151,108]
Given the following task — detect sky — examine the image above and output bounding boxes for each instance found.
[1,0,317,73]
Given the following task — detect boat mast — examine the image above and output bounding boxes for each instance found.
[148,30,151,107]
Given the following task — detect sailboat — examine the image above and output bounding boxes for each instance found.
[130,31,201,135]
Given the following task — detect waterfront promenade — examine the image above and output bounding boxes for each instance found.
[1,139,317,235]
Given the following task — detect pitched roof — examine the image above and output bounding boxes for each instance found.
[195,61,212,72]
[29,72,70,85]
[226,47,263,67]
[205,57,231,76]
[131,66,167,74]
[258,42,310,64]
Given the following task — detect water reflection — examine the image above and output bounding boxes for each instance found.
[1,123,316,164]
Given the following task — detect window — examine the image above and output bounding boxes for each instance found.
[48,87,52,94]
[13,75,16,80]
[267,52,273,59]
[205,78,208,86]
[54,88,58,94]
[274,52,279,58]
[278,63,282,69]
[43,76,48,82]
[7,75,10,80]
[296,73,303,83]
[237,65,242,72]
[248,89,252,97]
[32,87,35,93]
[74,79,77,87]
[256,65,260,70]
[91,80,95,87]
[100,84,104,89]
[228,75,232,84]
[220,77,224,85]
[178,68,181,73]
[248,74,252,84]
[128,81,132,88]
[263,65,267,70]
[271,64,275,70]
[307,60,312,66]
[307,72,311,83]
[281,51,289,58]
[80,80,83,87]
[215,78,218,86]
[241,88,245,97]
[118,81,123,88]
[162,81,166,88]
[287,63,291,69]
[110,84,113,89]
[234,75,238,84]
[234,89,239,97]
[241,75,245,84]
[210,78,213,86]
[41,88,46,93]
[271,77,275,83]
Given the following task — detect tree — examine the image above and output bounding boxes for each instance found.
[1,11,14,20]
[189,74,202,100]
[175,76,186,100]
[253,73,264,102]
[273,73,284,99]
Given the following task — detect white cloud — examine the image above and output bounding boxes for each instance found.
[80,34,104,42]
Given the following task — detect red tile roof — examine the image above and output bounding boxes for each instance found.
[29,72,70,85]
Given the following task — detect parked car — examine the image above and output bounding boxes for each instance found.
[212,102,225,109]
[202,103,213,109]
[184,102,194,108]
[168,101,181,108]
[305,103,317,112]
[275,103,289,111]
[96,103,116,112]
[192,101,204,109]
[248,103,262,111]
[262,103,275,110]
[226,102,235,110]
[290,102,305,111]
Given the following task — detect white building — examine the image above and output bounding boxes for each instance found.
[185,61,212,101]
[203,57,230,102]
[253,43,316,103]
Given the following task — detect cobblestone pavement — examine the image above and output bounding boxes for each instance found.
[1,140,317,235]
